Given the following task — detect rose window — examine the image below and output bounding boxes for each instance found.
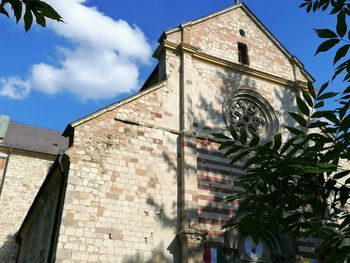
[229,100,267,136]
[224,90,278,140]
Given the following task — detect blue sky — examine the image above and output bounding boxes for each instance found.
[0,0,336,131]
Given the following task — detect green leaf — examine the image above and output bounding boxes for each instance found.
[307,132,333,143]
[317,81,329,96]
[306,2,312,13]
[224,193,247,203]
[333,64,346,80]
[315,28,337,38]
[340,115,350,129]
[273,133,282,151]
[314,101,324,108]
[228,125,238,140]
[289,112,307,127]
[283,213,302,225]
[223,145,244,157]
[334,44,350,64]
[338,104,349,120]
[12,0,22,23]
[302,90,314,107]
[325,179,337,190]
[218,141,233,150]
[285,126,305,136]
[307,82,316,99]
[33,11,46,27]
[330,5,343,15]
[308,120,329,128]
[297,96,310,116]
[317,91,338,100]
[339,215,350,229]
[333,171,350,180]
[340,186,350,206]
[281,135,302,154]
[239,130,247,145]
[343,86,350,94]
[249,135,260,147]
[213,133,231,140]
[230,151,249,165]
[337,11,347,37]
[312,110,338,124]
[0,5,9,17]
[24,7,33,32]
[315,39,340,55]
[35,1,63,21]
[299,2,309,8]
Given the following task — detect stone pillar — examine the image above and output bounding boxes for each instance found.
[178,26,207,262]
[178,228,207,263]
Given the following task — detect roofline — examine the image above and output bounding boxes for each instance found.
[164,3,242,36]
[0,145,58,160]
[163,3,314,82]
[63,80,167,135]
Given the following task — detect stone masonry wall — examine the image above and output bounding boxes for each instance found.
[56,86,180,263]
[167,6,308,83]
[163,3,304,252]
[0,153,53,263]
[191,59,300,137]
[54,4,307,262]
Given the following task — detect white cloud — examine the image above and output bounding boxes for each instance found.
[0,0,152,101]
[0,77,31,99]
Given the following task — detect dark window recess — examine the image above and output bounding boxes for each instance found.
[238,43,249,65]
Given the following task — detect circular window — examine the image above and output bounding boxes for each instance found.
[239,29,246,37]
[224,90,279,140]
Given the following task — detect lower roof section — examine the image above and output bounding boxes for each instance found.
[1,122,69,156]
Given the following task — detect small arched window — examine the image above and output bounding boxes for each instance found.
[238,43,249,66]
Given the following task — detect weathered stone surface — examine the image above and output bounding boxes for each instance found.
[0,153,53,262]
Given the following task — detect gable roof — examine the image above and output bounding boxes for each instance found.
[163,3,314,82]
[2,122,69,155]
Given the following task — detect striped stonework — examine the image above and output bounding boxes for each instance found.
[196,138,241,245]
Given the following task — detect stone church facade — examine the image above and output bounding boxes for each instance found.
[0,3,319,263]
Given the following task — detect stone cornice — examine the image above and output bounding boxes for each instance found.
[154,40,308,90]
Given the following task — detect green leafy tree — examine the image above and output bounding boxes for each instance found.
[216,1,350,262]
[0,0,62,31]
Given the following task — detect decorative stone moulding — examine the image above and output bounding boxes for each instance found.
[178,228,207,245]
[224,89,279,140]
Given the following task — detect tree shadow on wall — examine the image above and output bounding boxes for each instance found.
[0,234,19,263]
[121,68,301,263]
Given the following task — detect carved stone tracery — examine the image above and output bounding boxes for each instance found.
[224,89,279,140]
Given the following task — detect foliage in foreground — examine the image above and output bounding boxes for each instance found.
[216,1,350,262]
[0,0,62,31]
